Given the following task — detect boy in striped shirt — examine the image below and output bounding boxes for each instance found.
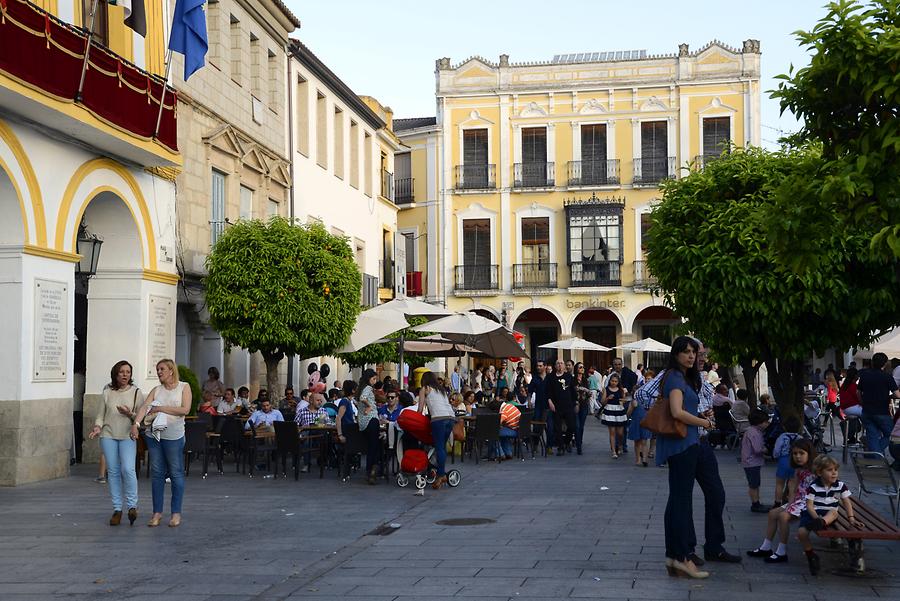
[797,455,863,574]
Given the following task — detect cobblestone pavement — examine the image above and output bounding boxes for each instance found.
[0,420,897,600]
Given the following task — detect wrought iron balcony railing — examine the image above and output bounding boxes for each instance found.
[454,264,499,291]
[569,261,621,287]
[633,157,676,185]
[395,177,414,203]
[454,164,496,190]
[513,162,555,189]
[632,260,657,288]
[513,263,557,289]
[567,160,620,186]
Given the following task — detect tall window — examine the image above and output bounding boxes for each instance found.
[640,212,652,253]
[267,49,278,110]
[250,33,262,98]
[702,117,730,157]
[349,120,359,188]
[522,217,549,264]
[395,153,412,203]
[316,92,327,168]
[81,0,109,46]
[295,75,309,156]
[461,129,489,187]
[403,232,416,271]
[207,0,221,66]
[520,127,548,186]
[229,15,241,84]
[211,170,226,246]
[239,185,253,220]
[364,132,373,196]
[581,124,607,184]
[640,121,668,181]
[333,107,344,179]
[268,199,279,217]
[463,219,491,265]
[566,203,624,286]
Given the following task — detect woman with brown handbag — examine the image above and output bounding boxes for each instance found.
[658,336,716,580]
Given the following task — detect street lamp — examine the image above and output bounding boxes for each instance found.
[75,223,103,277]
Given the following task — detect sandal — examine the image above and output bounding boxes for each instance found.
[431,475,448,490]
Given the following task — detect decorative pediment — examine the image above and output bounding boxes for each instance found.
[456,202,496,219]
[515,202,555,216]
[458,65,496,79]
[460,110,494,127]
[242,146,267,174]
[579,98,607,115]
[203,124,243,158]
[269,161,291,188]
[519,101,548,117]
[640,96,668,111]
[699,96,738,114]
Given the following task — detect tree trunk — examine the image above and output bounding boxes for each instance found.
[764,356,805,419]
[738,358,759,405]
[262,350,285,401]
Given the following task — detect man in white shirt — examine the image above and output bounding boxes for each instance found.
[216,388,242,415]
[245,399,284,430]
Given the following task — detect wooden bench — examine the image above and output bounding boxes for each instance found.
[816,497,900,573]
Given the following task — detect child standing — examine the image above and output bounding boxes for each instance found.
[772,416,802,507]
[742,409,771,513]
[747,439,817,563]
[601,374,628,458]
[626,380,653,467]
[797,455,863,575]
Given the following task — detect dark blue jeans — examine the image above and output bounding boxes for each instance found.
[664,441,727,560]
[862,413,893,453]
[430,418,454,476]
[145,435,185,514]
[575,405,589,450]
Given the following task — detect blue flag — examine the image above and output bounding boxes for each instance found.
[168,0,208,80]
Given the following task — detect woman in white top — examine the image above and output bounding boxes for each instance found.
[88,360,142,526]
[131,359,192,528]
[418,371,456,489]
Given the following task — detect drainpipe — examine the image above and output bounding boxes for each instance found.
[285,44,295,389]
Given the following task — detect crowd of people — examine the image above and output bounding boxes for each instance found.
[89,347,899,580]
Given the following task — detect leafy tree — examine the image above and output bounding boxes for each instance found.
[645,147,900,414]
[770,0,900,264]
[205,218,361,398]
[178,364,201,416]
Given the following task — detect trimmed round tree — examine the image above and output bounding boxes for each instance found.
[205,218,361,398]
[645,146,900,415]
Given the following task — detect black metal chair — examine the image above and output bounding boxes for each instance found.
[339,424,367,482]
[274,421,302,480]
[469,413,500,464]
[183,421,212,478]
[514,411,533,459]
[218,417,245,473]
[529,418,548,458]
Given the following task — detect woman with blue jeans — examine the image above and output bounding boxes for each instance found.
[88,360,142,526]
[418,371,456,489]
[657,337,717,580]
[131,359,192,528]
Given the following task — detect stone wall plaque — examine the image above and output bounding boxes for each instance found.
[33,279,68,381]
[146,295,174,378]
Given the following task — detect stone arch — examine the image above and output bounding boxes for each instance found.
[567,306,626,334]
[625,302,677,333]
[0,119,47,246]
[511,304,566,335]
[56,158,157,269]
[467,305,501,322]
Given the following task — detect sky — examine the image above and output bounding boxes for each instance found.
[283,0,830,148]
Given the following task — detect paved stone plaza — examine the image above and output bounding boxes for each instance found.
[0,421,897,601]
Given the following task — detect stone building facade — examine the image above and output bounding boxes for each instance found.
[172,0,300,398]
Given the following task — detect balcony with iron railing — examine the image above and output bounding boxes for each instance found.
[0,0,178,166]
[454,164,496,190]
[513,263,557,289]
[567,160,620,187]
[395,177,414,203]
[569,261,621,287]
[633,157,676,186]
[632,260,657,289]
[381,170,394,201]
[513,162,555,189]
[454,264,499,292]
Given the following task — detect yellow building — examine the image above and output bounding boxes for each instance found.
[396,40,761,371]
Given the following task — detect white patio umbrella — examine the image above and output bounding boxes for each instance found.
[412,312,526,358]
[871,328,900,357]
[539,337,611,352]
[335,308,410,353]
[373,297,452,318]
[400,335,484,357]
[614,338,672,353]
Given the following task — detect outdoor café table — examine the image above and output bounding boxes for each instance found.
[299,424,336,478]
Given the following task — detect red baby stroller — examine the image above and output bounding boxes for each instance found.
[395,410,461,491]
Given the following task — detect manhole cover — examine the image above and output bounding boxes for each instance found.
[435,518,496,526]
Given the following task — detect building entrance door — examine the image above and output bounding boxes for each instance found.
[582,325,616,372]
